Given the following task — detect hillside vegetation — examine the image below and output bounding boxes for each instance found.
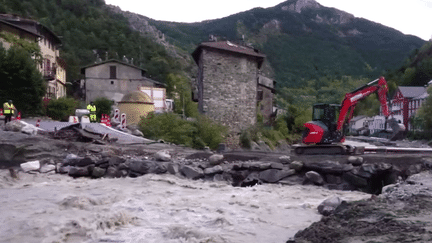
[147,0,425,88]
[0,0,186,85]
[2,0,432,125]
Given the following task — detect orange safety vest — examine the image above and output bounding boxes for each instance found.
[3,102,15,115]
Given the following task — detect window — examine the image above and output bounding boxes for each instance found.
[111,81,114,85]
[110,66,117,79]
[257,90,263,101]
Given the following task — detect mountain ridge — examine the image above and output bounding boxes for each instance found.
[110,0,425,88]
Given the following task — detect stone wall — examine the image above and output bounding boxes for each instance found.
[198,49,258,133]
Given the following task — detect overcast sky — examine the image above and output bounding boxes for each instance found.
[104,0,432,41]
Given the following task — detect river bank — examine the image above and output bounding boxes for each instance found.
[2,129,432,243]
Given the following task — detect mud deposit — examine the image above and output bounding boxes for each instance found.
[0,170,370,243]
[290,171,432,243]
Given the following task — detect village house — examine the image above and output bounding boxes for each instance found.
[348,115,367,134]
[81,59,165,104]
[0,14,67,100]
[191,40,273,132]
[390,85,429,130]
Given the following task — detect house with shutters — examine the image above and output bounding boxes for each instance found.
[81,59,165,104]
[0,14,67,100]
[390,85,429,130]
[191,40,274,132]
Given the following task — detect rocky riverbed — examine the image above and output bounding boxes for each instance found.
[2,128,432,243]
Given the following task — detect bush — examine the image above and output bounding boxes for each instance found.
[93,97,113,120]
[47,97,78,121]
[138,113,227,149]
[239,115,302,150]
[195,115,228,149]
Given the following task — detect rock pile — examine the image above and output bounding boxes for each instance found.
[16,149,428,195]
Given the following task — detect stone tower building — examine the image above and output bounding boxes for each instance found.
[192,41,266,133]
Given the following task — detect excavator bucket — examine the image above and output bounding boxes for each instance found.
[387,118,407,141]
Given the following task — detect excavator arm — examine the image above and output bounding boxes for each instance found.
[337,77,390,132]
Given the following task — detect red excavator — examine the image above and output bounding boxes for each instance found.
[294,77,405,155]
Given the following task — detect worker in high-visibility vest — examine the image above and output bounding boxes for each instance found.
[3,100,16,125]
[87,101,97,122]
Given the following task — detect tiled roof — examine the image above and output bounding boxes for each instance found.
[398,86,427,99]
[350,116,366,123]
[0,19,41,37]
[0,14,60,44]
[81,59,147,72]
[192,41,265,67]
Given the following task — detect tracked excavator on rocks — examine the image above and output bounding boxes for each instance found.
[294,77,405,155]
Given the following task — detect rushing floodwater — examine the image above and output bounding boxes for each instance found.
[0,171,370,243]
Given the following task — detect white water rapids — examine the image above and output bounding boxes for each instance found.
[0,171,370,243]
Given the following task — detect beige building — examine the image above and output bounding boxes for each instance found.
[81,59,165,104]
[0,14,67,100]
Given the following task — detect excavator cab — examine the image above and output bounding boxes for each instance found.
[312,103,341,135]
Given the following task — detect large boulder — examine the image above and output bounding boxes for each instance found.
[305,171,324,185]
[259,169,295,183]
[167,163,179,175]
[347,156,364,166]
[270,162,284,170]
[342,169,368,188]
[127,160,166,175]
[304,160,353,174]
[75,157,96,167]
[208,154,224,165]
[154,150,171,162]
[108,156,126,166]
[91,167,106,178]
[63,154,84,166]
[289,161,304,172]
[279,155,291,164]
[68,166,90,177]
[180,165,204,180]
[317,196,344,216]
[240,172,262,187]
[20,160,40,172]
[40,164,56,173]
[204,165,224,175]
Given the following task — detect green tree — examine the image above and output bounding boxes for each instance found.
[46,97,78,121]
[0,44,45,116]
[416,86,432,130]
[165,73,198,118]
[93,97,113,120]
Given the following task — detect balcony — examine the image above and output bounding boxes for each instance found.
[43,67,56,80]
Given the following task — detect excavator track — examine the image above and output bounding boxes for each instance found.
[293,144,364,155]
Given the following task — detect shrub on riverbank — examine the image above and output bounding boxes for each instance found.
[46,97,78,121]
[138,112,228,150]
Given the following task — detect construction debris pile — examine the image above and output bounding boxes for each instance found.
[37,123,119,144]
